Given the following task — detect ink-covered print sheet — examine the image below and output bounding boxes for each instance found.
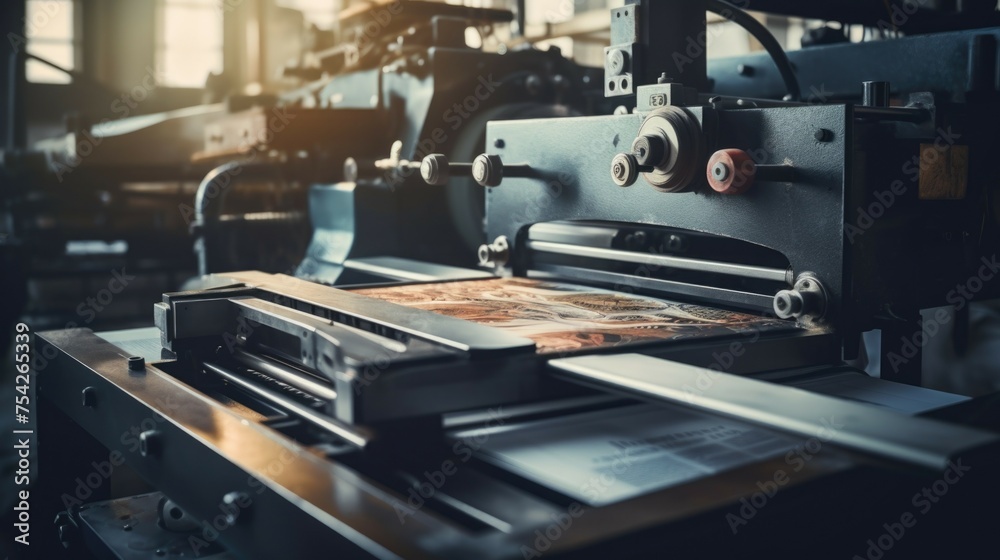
[353,278,794,354]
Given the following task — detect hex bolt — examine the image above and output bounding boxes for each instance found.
[472,155,496,186]
[773,290,805,319]
[773,275,828,321]
[81,386,97,408]
[472,154,532,188]
[421,154,469,186]
[127,355,145,372]
[139,430,162,458]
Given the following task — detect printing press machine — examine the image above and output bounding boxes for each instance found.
[28,1,1000,558]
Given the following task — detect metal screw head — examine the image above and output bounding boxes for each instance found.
[473,154,504,187]
[472,160,487,184]
[666,234,685,252]
[607,49,628,76]
[82,386,97,408]
[611,153,639,187]
[814,128,833,142]
[138,430,161,458]
[773,290,805,319]
[420,154,449,186]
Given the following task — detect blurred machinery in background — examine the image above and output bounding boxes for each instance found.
[6,0,1000,558]
[0,0,607,336]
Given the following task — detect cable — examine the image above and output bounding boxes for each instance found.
[706,0,801,101]
[25,53,73,77]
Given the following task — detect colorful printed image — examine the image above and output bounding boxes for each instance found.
[353,278,795,354]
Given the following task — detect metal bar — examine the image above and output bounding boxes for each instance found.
[233,348,338,401]
[218,211,305,223]
[529,264,778,313]
[526,240,790,283]
[342,256,491,283]
[203,362,372,449]
[442,395,621,429]
[853,106,930,123]
[528,222,618,248]
[549,354,999,471]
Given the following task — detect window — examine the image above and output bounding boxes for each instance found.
[277,0,339,29]
[157,0,224,87]
[25,0,77,84]
[525,0,575,24]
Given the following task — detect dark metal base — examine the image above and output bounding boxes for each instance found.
[70,493,231,560]
[33,325,1000,559]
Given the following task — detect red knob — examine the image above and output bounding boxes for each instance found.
[707,148,756,195]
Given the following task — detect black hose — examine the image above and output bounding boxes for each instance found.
[706,0,801,101]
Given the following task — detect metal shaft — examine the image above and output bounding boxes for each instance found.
[233,348,338,401]
[203,361,372,449]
